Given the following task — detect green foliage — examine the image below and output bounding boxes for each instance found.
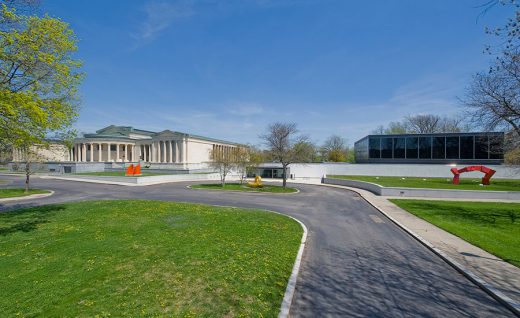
[0,200,302,316]
[0,187,48,198]
[390,199,520,267]
[0,4,83,149]
[192,183,298,193]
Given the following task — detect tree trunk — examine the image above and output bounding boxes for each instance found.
[25,162,30,193]
[282,164,287,188]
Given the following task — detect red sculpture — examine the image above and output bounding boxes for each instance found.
[450,165,496,185]
[125,164,134,176]
[125,164,142,176]
[134,164,141,176]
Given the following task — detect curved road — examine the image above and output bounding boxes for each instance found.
[0,175,515,317]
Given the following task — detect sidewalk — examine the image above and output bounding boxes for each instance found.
[325,184,520,315]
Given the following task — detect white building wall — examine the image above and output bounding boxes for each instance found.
[186,139,216,163]
[260,163,520,179]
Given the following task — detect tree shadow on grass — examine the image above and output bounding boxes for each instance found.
[0,205,66,236]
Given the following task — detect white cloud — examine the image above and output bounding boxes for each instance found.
[132,0,194,47]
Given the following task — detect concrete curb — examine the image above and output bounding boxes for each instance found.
[186,185,300,195]
[0,190,54,202]
[321,183,520,317]
[277,212,307,318]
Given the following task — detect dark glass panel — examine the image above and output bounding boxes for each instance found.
[419,137,432,159]
[406,137,418,159]
[432,137,445,159]
[446,136,459,159]
[369,137,381,159]
[475,136,488,159]
[381,138,393,158]
[460,136,474,159]
[489,135,504,159]
[393,137,405,158]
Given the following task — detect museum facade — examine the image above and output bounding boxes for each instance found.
[11,125,242,168]
[354,132,505,164]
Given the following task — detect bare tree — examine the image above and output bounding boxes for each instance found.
[208,147,235,187]
[463,52,520,137]
[404,114,440,133]
[234,146,250,185]
[260,122,307,188]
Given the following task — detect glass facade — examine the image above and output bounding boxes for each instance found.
[406,137,418,159]
[381,138,393,158]
[393,137,405,158]
[369,137,381,158]
[419,137,431,159]
[460,136,474,159]
[432,137,445,159]
[446,136,459,159]
[355,132,504,163]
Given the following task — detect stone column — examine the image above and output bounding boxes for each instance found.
[169,141,173,163]
[151,142,156,162]
[116,144,120,162]
[175,141,179,163]
[89,143,94,162]
[108,143,112,162]
[98,144,102,162]
[81,143,86,162]
[158,141,163,163]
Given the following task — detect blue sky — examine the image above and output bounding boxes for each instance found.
[42,0,512,146]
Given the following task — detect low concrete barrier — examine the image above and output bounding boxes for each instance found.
[322,177,520,200]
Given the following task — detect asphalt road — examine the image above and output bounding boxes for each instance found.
[0,175,515,317]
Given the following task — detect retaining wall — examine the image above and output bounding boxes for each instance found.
[322,177,520,200]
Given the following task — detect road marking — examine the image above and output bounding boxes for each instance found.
[369,214,385,223]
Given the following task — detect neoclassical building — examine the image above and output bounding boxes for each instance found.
[70,125,241,166]
[11,125,242,169]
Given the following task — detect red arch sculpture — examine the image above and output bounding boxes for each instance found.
[450,165,496,185]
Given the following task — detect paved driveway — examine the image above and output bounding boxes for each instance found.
[0,175,515,317]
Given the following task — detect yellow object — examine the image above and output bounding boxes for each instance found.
[247,176,263,188]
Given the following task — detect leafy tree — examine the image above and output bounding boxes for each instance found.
[0,4,83,190]
[321,135,349,162]
[260,122,308,188]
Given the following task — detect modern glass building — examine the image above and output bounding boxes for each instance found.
[354,132,504,164]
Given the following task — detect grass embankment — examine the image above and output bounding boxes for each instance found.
[390,199,520,268]
[76,171,165,177]
[0,188,49,198]
[192,183,298,193]
[0,200,302,317]
[329,175,520,192]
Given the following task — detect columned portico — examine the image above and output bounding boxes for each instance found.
[69,125,240,167]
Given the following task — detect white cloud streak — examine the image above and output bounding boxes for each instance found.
[132,0,194,48]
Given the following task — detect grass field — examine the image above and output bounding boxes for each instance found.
[191,183,298,193]
[390,199,520,267]
[329,175,520,191]
[76,171,166,177]
[0,200,302,317]
[0,188,49,198]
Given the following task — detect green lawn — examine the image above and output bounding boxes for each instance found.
[390,199,520,268]
[0,200,302,317]
[76,171,166,177]
[329,175,520,192]
[0,188,49,198]
[191,183,298,193]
